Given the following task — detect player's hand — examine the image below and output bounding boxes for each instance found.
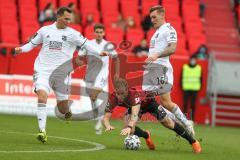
[14,47,22,56]
[120,127,132,136]
[145,53,159,63]
[100,51,109,56]
[105,125,115,132]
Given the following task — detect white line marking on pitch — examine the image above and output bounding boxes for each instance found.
[0,130,106,153]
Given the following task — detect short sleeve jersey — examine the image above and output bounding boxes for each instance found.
[32,22,87,73]
[149,23,177,67]
[105,88,154,113]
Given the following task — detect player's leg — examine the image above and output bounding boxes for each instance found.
[89,77,109,135]
[35,89,48,143]
[54,73,72,121]
[33,72,51,143]
[190,91,198,121]
[153,106,201,153]
[159,92,195,136]
[56,100,73,121]
[88,88,103,134]
[183,91,189,115]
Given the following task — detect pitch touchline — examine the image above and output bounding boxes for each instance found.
[0,130,106,153]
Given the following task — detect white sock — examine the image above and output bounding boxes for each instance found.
[172,105,189,127]
[37,103,47,132]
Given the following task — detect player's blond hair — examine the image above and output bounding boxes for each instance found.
[149,5,165,14]
[114,78,128,89]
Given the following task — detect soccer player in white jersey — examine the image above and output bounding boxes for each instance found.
[142,5,196,137]
[76,24,119,135]
[14,7,108,143]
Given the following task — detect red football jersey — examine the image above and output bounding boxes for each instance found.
[105,87,154,113]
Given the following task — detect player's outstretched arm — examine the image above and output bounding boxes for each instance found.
[14,31,43,56]
[113,56,120,80]
[102,112,115,131]
[120,104,140,136]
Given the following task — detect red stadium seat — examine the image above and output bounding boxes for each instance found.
[59,0,78,7]
[182,3,200,20]
[163,4,180,19]
[100,0,119,14]
[126,28,145,48]
[80,0,98,12]
[175,47,189,56]
[102,12,120,27]
[19,6,38,26]
[84,25,95,39]
[0,8,17,22]
[105,27,124,46]
[69,24,82,33]
[185,19,204,38]
[162,0,179,6]
[0,1,17,21]
[21,22,40,43]
[18,0,36,6]
[183,0,200,6]
[9,49,38,75]
[177,32,187,51]
[0,20,19,44]
[81,9,100,26]
[141,0,159,17]
[188,33,206,54]
[146,29,155,44]
[0,54,9,74]
[121,0,139,19]
[39,0,57,11]
[167,16,183,33]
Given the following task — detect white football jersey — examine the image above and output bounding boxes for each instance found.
[78,39,117,82]
[31,22,87,73]
[149,23,177,67]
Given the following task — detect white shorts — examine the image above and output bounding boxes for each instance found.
[142,64,173,95]
[33,71,71,101]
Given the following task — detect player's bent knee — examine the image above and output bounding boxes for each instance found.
[160,116,174,129]
[57,100,69,114]
[36,91,48,103]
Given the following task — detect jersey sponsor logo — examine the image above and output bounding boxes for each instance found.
[49,41,62,50]
[62,35,67,41]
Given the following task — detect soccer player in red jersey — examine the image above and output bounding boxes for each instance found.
[102,78,201,153]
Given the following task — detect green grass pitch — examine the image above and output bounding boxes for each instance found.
[0,114,239,160]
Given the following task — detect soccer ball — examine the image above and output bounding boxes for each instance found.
[124,135,141,150]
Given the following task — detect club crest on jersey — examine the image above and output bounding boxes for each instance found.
[62,35,67,41]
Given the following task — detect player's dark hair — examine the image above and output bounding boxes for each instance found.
[114,78,128,89]
[94,23,105,31]
[57,7,72,16]
[149,5,165,14]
